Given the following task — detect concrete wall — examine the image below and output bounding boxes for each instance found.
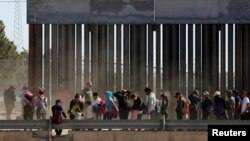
[28,0,250,23]
[0,131,207,141]
[70,131,207,141]
[0,131,44,141]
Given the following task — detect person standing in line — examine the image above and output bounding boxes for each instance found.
[130,94,142,120]
[144,87,156,119]
[52,99,67,136]
[81,82,93,103]
[175,92,185,120]
[35,87,48,120]
[239,90,250,120]
[188,90,201,120]
[114,89,131,120]
[22,90,34,120]
[68,94,84,119]
[92,92,103,120]
[201,91,213,120]
[160,93,169,120]
[213,91,227,120]
[104,91,114,120]
[4,85,16,120]
[233,90,241,120]
[226,90,235,120]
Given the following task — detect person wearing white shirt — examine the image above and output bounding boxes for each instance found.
[240,91,250,120]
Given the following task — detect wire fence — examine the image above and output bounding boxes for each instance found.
[0,60,28,120]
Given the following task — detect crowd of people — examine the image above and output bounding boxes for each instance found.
[2,82,250,135]
[176,89,250,121]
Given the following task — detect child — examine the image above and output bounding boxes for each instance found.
[74,108,82,120]
[85,101,94,120]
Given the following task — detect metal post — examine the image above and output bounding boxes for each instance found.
[84,24,90,85]
[98,25,108,94]
[163,24,174,119]
[180,24,186,95]
[195,24,202,92]
[235,25,243,91]
[44,24,51,112]
[242,24,250,91]
[58,25,66,89]
[67,24,76,94]
[211,25,219,93]
[64,25,70,92]
[148,25,154,89]
[195,24,202,120]
[162,25,171,92]
[202,25,210,92]
[108,25,114,91]
[228,24,234,90]
[91,25,99,92]
[123,25,130,90]
[28,24,35,92]
[51,24,58,100]
[220,25,226,93]
[139,25,147,95]
[130,25,139,93]
[172,24,179,92]
[35,24,43,90]
[156,25,161,95]
[188,24,193,95]
[76,24,82,91]
[116,25,122,91]
[44,24,50,90]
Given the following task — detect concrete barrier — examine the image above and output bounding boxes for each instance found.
[70,131,207,141]
[0,131,44,141]
[0,131,207,141]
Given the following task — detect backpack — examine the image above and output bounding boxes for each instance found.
[111,104,118,118]
[39,97,47,115]
[155,99,161,113]
[52,111,61,124]
[214,100,226,115]
[140,102,148,114]
[181,97,190,114]
[24,101,33,114]
[123,95,133,109]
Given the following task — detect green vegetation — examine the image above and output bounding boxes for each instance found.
[0,20,28,87]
